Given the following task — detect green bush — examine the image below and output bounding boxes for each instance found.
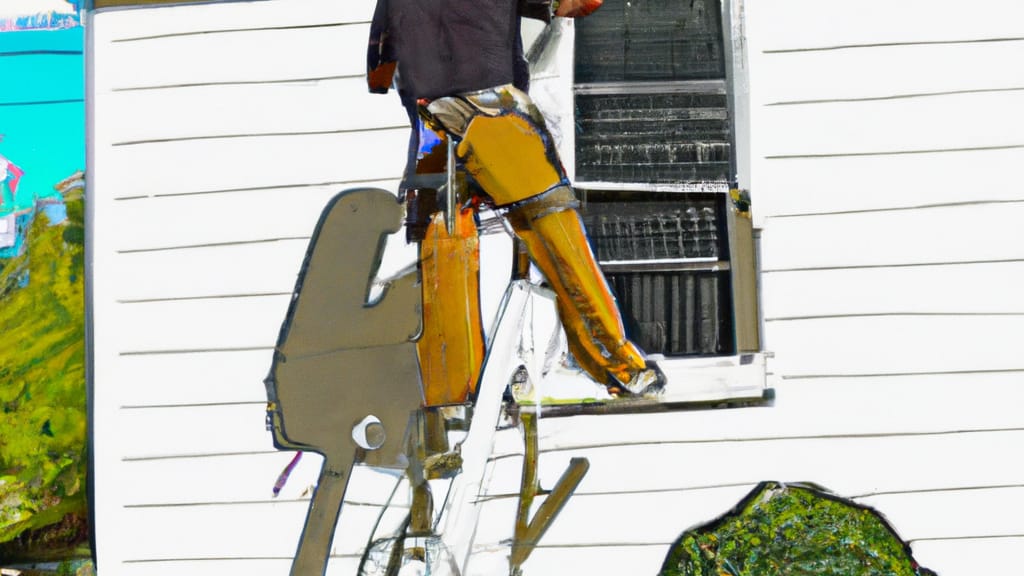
[0,197,87,548]
[660,482,936,576]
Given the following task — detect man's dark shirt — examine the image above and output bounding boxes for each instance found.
[369,0,536,100]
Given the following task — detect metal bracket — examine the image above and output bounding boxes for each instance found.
[510,411,589,574]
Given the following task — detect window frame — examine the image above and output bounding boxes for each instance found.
[542,0,767,406]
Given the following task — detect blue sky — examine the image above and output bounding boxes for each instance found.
[0,1,78,20]
[0,21,83,214]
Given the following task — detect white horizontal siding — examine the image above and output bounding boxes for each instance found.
[116,350,273,406]
[762,261,1024,318]
[119,454,411,506]
[118,558,368,576]
[113,295,289,353]
[89,0,414,572]
[469,546,667,576]
[120,500,408,560]
[89,0,1024,574]
[467,387,1024,574]
[98,0,375,40]
[858,487,1024,542]
[746,0,1024,51]
[759,91,1024,157]
[759,203,1024,271]
[754,147,1024,217]
[766,315,1024,376]
[755,41,1024,104]
[107,77,408,144]
[103,130,407,198]
[911,537,1024,576]
[90,1,521,572]
[117,404,273,458]
[119,559,359,576]
[114,241,309,300]
[738,3,1024,575]
[109,180,400,251]
[745,5,1024,222]
[106,370,1018,572]
[104,24,371,90]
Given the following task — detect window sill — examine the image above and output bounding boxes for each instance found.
[655,352,769,404]
[510,353,772,417]
[495,280,772,418]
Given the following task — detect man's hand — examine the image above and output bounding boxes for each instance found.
[367,60,396,94]
[554,0,602,18]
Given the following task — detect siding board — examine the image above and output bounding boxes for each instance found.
[101,0,374,41]
[107,78,407,144]
[759,91,1024,158]
[117,349,271,407]
[120,559,362,576]
[120,500,408,560]
[765,315,1024,376]
[752,147,1024,217]
[105,129,408,198]
[754,42,1024,104]
[120,454,411,506]
[115,295,290,353]
[746,0,1024,51]
[759,203,1024,271]
[761,261,1024,318]
[480,430,1024,499]
[114,241,308,301]
[858,487,1024,542]
[467,486,751,548]
[111,180,401,250]
[911,537,1024,576]
[119,403,272,459]
[105,24,371,90]
[470,546,667,576]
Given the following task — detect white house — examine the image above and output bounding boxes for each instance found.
[87,0,1024,574]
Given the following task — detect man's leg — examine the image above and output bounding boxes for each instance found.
[405,124,486,406]
[426,86,656,389]
[417,209,485,405]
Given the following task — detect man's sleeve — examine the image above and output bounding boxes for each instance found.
[367,0,397,94]
[519,0,553,22]
[554,0,603,18]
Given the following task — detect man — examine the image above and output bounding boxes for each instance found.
[367,0,662,405]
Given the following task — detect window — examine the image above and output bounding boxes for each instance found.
[573,0,762,367]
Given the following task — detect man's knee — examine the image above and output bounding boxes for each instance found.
[423,85,567,205]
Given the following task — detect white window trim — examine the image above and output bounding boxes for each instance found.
[523,2,769,409]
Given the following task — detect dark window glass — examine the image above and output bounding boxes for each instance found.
[581,192,735,357]
[575,91,732,183]
[574,0,737,357]
[580,197,722,261]
[608,270,733,356]
[575,0,726,83]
